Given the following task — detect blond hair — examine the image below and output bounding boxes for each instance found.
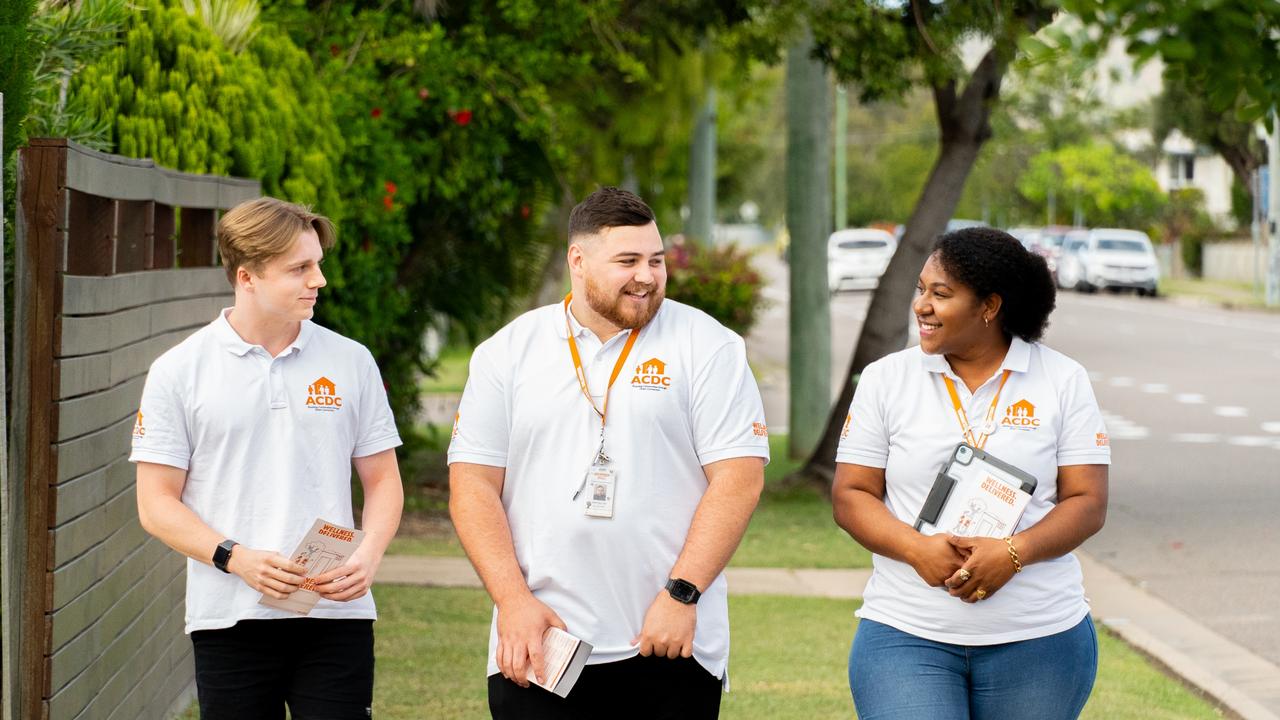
[217,197,336,286]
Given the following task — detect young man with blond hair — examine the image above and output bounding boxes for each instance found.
[449,187,769,717]
[132,197,403,719]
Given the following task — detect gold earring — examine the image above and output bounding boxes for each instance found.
[984,316,990,327]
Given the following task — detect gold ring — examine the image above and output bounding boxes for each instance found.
[975,588,988,600]
[957,568,972,583]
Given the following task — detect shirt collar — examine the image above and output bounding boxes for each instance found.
[558,300,594,340]
[920,335,1032,376]
[213,308,314,357]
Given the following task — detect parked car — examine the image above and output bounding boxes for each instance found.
[1054,229,1091,289]
[827,228,896,293]
[1030,225,1084,277]
[1006,226,1042,252]
[1060,228,1160,296]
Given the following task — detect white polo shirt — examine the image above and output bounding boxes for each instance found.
[130,309,402,633]
[448,299,770,680]
[836,337,1110,645]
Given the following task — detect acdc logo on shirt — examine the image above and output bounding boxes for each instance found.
[631,357,672,391]
[132,411,146,439]
[307,376,344,411]
[1001,399,1041,431]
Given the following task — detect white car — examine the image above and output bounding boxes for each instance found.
[1061,228,1160,296]
[827,228,896,293]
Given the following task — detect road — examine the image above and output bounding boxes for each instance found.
[745,252,1280,667]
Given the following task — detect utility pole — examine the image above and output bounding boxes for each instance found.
[834,85,847,231]
[1269,109,1279,307]
[686,43,717,246]
[785,26,832,459]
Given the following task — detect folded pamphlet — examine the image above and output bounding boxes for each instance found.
[259,518,364,615]
[526,627,593,698]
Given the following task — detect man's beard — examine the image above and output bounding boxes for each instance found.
[584,275,664,330]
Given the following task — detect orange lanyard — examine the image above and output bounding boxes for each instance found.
[564,293,640,427]
[942,369,1011,450]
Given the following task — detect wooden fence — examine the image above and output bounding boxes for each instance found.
[4,139,259,720]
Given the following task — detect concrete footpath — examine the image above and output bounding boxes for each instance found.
[377,553,1280,720]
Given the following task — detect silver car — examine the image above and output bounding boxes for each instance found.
[1060,228,1160,296]
[827,228,896,293]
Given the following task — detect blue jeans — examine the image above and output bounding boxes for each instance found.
[849,616,1098,720]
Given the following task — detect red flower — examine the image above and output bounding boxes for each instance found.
[384,180,398,195]
[371,107,382,119]
[418,87,430,100]
[330,44,341,57]
[383,195,394,211]
[520,205,531,219]
[449,109,473,126]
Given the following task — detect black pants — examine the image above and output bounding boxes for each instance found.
[488,654,722,719]
[191,618,374,720]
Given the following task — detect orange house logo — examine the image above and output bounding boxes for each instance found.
[306,376,343,411]
[132,411,146,439]
[631,357,671,391]
[1001,399,1041,430]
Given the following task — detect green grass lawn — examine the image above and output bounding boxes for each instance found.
[365,585,1223,719]
[1160,277,1276,311]
[419,345,473,394]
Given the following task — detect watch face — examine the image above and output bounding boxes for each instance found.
[667,579,697,603]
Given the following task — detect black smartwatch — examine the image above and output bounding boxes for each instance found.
[213,539,239,573]
[665,578,701,605]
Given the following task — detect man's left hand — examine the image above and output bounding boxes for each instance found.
[633,590,697,659]
[312,545,381,602]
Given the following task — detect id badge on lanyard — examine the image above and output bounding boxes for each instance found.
[942,369,1011,450]
[564,294,640,519]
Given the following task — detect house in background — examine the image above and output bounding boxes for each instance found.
[1156,129,1239,229]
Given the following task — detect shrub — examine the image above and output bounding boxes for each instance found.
[665,242,766,336]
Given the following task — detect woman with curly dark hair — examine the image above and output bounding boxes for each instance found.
[832,227,1110,719]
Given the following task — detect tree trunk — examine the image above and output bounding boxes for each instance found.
[785,25,832,459]
[792,47,1009,488]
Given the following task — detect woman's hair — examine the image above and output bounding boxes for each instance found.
[932,227,1056,343]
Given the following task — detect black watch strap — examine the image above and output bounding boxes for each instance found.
[665,577,701,605]
[213,539,238,573]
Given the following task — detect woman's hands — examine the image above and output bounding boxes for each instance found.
[906,532,969,587]
[941,535,1018,602]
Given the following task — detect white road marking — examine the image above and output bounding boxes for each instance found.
[1171,433,1220,443]
[1140,383,1169,394]
[1261,422,1280,434]
[1175,393,1206,404]
[1109,377,1135,388]
[1227,436,1273,448]
[1088,371,1104,383]
[1100,411,1149,439]
[1213,406,1250,418]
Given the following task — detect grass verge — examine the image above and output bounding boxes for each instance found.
[362,586,1225,719]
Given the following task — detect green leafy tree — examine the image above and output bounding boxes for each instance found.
[1018,143,1166,228]
[747,1,1058,482]
[68,0,342,211]
[1,0,37,164]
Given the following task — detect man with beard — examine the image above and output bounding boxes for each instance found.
[448,187,769,718]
